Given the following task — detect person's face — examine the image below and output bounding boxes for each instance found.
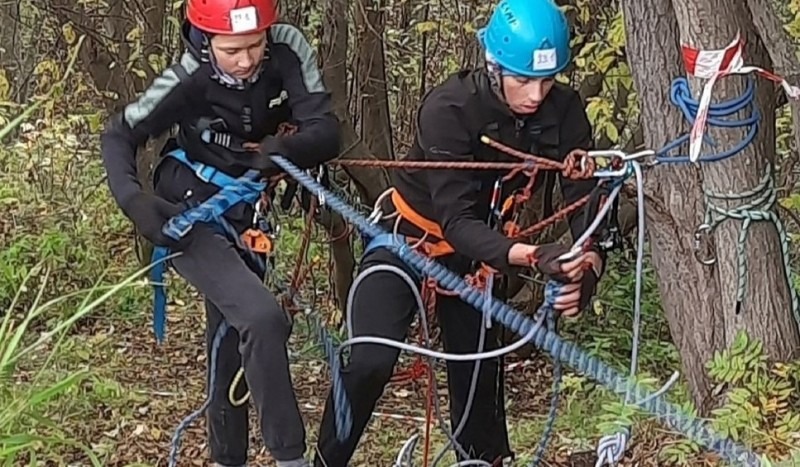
[501,75,555,115]
[209,31,267,80]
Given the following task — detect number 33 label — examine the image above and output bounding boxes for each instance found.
[533,48,557,71]
[230,6,258,33]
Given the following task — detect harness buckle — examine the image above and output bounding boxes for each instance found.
[194,163,217,184]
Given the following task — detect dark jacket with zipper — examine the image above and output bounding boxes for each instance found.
[100,20,340,224]
[392,68,599,274]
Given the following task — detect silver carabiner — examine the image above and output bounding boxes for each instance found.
[693,223,717,265]
[316,170,327,206]
[583,149,624,174]
[622,149,656,161]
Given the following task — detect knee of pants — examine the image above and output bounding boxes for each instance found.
[235,292,291,345]
[345,344,399,387]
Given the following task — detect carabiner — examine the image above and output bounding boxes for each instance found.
[693,223,717,265]
[316,170,327,206]
[622,149,656,161]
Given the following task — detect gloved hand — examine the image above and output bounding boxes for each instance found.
[551,268,599,317]
[529,242,584,283]
[256,135,288,177]
[578,267,599,311]
[123,192,184,247]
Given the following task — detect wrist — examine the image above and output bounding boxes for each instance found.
[586,251,603,277]
[507,243,536,267]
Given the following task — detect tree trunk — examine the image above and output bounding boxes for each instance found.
[621,0,725,411]
[670,0,800,355]
[320,0,390,206]
[744,0,800,192]
[623,0,800,412]
[354,0,394,161]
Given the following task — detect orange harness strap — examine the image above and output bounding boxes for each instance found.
[388,189,456,258]
[387,188,500,293]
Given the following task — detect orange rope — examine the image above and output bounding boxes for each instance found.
[331,159,534,171]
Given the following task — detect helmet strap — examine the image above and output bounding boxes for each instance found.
[485,52,509,105]
[189,25,266,90]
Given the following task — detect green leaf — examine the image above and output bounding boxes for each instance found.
[604,121,619,143]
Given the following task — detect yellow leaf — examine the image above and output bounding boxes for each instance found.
[126,26,142,43]
[62,23,77,45]
[131,68,147,79]
[0,69,9,101]
[414,21,439,34]
[148,53,166,74]
[592,300,604,316]
[604,122,619,143]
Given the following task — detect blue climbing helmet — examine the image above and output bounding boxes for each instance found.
[478,0,572,77]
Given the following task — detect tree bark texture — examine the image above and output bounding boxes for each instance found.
[320,0,390,206]
[354,0,395,161]
[745,0,800,192]
[623,0,800,411]
[622,0,725,411]
[670,0,800,356]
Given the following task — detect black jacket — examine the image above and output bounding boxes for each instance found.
[393,68,599,273]
[101,21,340,214]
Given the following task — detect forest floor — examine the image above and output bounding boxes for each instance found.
[52,281,712,467]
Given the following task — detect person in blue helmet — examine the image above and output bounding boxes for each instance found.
[313,0,606,465]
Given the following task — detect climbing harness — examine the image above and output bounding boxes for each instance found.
[147,147,280,467]
[148,29,800,467]
[337,140,629,467]
[302,42,800,464]
[150,147,271,343]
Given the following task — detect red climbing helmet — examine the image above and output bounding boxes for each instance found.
[186,0,278,35]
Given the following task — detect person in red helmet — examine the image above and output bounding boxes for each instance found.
[100,0,340,466]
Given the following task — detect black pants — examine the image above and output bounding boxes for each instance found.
[314,248,512,466]
[156,158,306,465]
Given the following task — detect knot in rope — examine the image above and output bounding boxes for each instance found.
[594,428,630,467]
[562,149,596,179]
[697,167,800,326]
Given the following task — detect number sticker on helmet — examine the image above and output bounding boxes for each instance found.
[533,48,558,71]
[230,6,258,33]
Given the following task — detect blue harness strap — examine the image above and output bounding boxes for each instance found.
[150,148,267,343]
[363,232,406,257]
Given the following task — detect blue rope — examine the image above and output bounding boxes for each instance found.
[168,320,230,466]
[655,76,759,163]
[531,296,562,467]
[271,154,766,467]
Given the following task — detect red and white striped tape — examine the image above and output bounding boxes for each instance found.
[681,32,800,163]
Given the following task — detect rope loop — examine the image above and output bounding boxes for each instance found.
[563,148,597,179]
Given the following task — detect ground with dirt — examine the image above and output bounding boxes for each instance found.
[62,288,708,467]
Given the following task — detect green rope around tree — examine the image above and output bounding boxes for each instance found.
[698,165,800,330]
